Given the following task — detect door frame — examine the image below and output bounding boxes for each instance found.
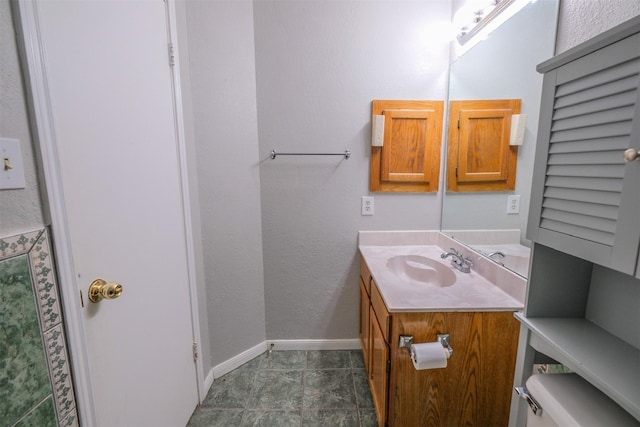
[13,1,205,425]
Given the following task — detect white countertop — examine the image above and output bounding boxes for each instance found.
[359,231,525,313]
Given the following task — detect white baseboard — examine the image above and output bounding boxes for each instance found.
[211,341,268,379]
[267,339,361,351]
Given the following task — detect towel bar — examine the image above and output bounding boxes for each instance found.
[270,149,351,159]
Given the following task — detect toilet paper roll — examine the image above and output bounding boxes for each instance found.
[411,342,448,370]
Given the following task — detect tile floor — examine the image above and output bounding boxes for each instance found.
[187,350,377,427]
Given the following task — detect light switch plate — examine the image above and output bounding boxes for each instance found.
[0,138,27,190]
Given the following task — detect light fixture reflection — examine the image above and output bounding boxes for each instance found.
[453,0,534,57]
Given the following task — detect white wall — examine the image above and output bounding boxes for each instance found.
[556,0,640,54]
[185,0,267,366]
[0,0,44,236]
[253,0,451,339]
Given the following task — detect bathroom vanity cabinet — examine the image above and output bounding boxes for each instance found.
[513,16,640,425]
[359,256,520,427]
[359,257,389,424]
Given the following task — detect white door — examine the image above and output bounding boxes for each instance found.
[22,1,199,425]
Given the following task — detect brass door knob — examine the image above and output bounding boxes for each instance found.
[88,279,123,303]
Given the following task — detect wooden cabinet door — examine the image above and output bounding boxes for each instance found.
[371,100,444,192]
[359,277,371,372]
[370,313,389,427]
[447,99,521,191]
[528,32,640,276]
[388,312,519,427]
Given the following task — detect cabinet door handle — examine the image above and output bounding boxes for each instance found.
[623,148,639,162]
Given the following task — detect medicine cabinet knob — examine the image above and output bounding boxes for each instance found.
[623,148,639,162]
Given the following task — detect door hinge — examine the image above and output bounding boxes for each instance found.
[386,359,391,374]
[168,43,175,67]
[192,342,199,361]
[457,119,460,129]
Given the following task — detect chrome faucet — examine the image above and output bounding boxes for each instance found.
[440,248,474,273]
[487,251,506,259]
[487,251,506,266]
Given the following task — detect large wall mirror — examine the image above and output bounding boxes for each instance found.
[441,0,560,278]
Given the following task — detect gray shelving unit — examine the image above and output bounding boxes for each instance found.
[516,315,639,419]
[512,16,640,426]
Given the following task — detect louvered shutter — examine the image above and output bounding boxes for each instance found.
[529,32,640,275]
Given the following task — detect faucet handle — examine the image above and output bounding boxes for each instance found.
[460,254,474,273]
[441,248,461,260]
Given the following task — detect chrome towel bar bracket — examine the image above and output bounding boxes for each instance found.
[270,149,351,160]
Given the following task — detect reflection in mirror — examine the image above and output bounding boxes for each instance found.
[441,0,559,278]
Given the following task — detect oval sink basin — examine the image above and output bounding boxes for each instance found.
[386,255,456,287]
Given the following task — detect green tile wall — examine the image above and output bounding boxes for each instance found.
[15,397,56,427]
[0,255,52,426]
[0,229,78,427]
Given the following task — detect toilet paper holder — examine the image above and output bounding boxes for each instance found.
[399,334,453,359]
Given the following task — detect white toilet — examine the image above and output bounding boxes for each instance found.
[519,373,639,426]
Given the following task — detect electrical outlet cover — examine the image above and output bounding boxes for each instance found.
[361,196,374,216]
[507,195,520,214]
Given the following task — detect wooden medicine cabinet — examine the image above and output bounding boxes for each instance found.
[370,100,444,192]
[446,99,521,192]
